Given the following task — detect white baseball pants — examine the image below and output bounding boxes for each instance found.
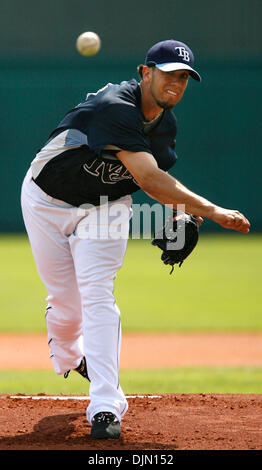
[21,168,132,423]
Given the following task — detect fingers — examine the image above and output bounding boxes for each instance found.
[196,216,204,227]
[203,206,250,233]
[224,211,250,233]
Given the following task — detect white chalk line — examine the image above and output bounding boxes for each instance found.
[9,395,162,401]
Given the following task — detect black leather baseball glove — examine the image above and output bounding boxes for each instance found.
[151,210,199,274]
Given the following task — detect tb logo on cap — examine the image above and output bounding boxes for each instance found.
[175,46,190,62]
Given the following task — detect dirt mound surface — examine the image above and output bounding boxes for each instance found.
[0,394,261,450]
[1,333,261,451]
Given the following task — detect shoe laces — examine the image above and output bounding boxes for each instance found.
[94,412,115,424]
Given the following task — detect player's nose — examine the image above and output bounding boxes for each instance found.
[168,76,184,91]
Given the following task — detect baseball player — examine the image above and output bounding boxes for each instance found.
[21,39,250,439]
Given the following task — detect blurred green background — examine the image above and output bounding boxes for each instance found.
[0,0,262,232]
[0,1,261,394]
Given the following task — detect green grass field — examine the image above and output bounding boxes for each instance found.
[1,233,261,332]
[1,233,261,394]
[0,367,261,395]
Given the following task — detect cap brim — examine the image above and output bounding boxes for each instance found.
[155,63,201,82]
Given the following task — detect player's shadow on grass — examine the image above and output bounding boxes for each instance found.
[0,412,177,450]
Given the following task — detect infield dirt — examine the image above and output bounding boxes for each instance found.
[0,393,261,450]
[1,331,262,369]
[0,332,261,451]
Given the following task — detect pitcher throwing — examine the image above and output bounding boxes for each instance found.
[21,39,250,439]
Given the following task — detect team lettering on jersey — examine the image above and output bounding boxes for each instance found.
[83,158,139,185]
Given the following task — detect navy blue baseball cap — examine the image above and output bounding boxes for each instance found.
[145,40,201,82]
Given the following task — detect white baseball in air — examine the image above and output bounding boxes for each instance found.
[76,32,101,56]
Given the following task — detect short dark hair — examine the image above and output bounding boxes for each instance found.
[137,64,143,78]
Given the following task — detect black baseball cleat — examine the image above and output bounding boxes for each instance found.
[91,412,121,439]
[64,356,90,381]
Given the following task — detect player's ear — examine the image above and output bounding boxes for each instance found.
[141,65,154,83]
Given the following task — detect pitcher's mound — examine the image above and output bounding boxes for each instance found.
[0,393,261,450]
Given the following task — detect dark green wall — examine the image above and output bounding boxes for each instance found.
[1,0,261,232]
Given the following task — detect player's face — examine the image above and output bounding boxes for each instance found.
[149,67,190,109]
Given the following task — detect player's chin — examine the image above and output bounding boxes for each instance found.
[156,98,176,110]
[157,94,181,109]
